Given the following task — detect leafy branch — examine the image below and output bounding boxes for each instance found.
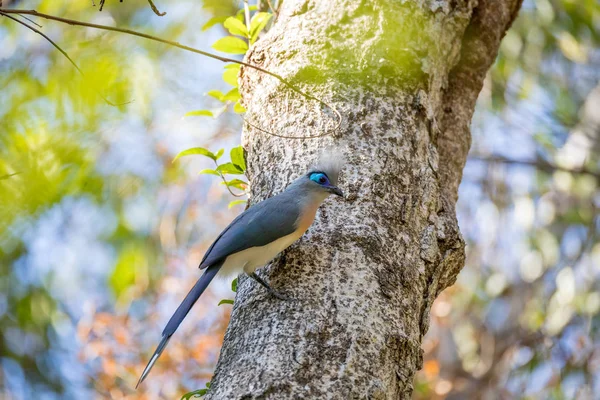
[0,7,341,139]
[173,146,249,202]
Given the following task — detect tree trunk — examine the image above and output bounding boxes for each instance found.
[206,0,522,398]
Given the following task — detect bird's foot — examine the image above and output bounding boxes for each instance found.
[248,272,292,301]
[267,288,291,301]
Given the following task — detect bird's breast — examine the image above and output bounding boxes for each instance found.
[220,230,304,276]
[295,199,320,233]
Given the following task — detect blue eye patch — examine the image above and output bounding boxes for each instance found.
[309,172,330,186]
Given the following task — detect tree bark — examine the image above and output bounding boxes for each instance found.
[206,0,522,398]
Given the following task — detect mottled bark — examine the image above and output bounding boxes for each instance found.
[205,0,521,398]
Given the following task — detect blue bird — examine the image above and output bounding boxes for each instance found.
[136,158,343,387]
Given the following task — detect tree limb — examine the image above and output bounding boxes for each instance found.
[468,154,600,180]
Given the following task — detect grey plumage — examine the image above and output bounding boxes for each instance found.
[199,195,301,269]
[136,157,343,387]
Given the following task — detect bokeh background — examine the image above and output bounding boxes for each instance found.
[0,0,599,399]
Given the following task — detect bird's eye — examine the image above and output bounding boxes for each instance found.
[310,172,329,185]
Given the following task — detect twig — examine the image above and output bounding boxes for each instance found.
[243,116,333,139]
[275,0,283,21]
[0,172,21,180]
[213,160,247,198]
[468,154,600,180]
[16,13,42,27]
[0,11,128,107]
[147,0,166,16]
[0,8,341,140]
[265,0,277,16]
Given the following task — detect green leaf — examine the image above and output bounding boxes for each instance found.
[231,277,238,292]
[199,169,220,176]
[184,110,213,117]
[216,162,245,175]
[228,199,247,209]
[224,17,249,37]
[110,244,145,300]
[214,149,225,160]
[173,147,216,162]
[227,179,247,186]
[218,299,234,306]
[223,66,240,87]
[202,16,228,31]
[230,146,246,172]
[181,388,208,400]
[206,90,224,101]
[222,88,241,102]
[233,101,246,114]
[250,12,273,44]
[212,37,249,54]
[221,179,247,190]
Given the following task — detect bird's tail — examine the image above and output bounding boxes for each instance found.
[136,263,221,388]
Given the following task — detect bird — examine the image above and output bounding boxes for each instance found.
[136,157,344,387]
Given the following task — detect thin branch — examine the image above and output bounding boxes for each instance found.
[213,160,247,198]
[275,0,283,21]
[2,13,82,73]
[0,172,21,180]
[468,154,600,180]
[147,0,166,17]
[243,116,333,140]
[16,13,42,27]
[265,0,278,16]
[0,8,341,140]
[0,11,128,107]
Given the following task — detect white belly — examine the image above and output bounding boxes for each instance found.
[218,230,303,277]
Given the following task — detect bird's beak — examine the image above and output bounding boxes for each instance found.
[329,186,344,197]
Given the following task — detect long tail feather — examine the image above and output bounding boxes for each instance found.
[136,263,221,388]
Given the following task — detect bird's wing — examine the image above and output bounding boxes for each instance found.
[199,193,301,269]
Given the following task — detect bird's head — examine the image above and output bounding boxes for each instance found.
[305,170,343,197]
[291,152,344,198]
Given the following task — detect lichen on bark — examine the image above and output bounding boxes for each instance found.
[204,0,522,398]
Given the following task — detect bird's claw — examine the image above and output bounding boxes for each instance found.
[268,289,292,301]
[248,272,293,301]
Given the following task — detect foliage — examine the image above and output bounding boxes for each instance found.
[0,0,239,398]
[181,381,211,399]
[0,0,598,399]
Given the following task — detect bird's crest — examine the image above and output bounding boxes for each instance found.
[308,149,344,186]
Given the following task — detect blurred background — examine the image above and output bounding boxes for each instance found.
[0,0,598,399]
